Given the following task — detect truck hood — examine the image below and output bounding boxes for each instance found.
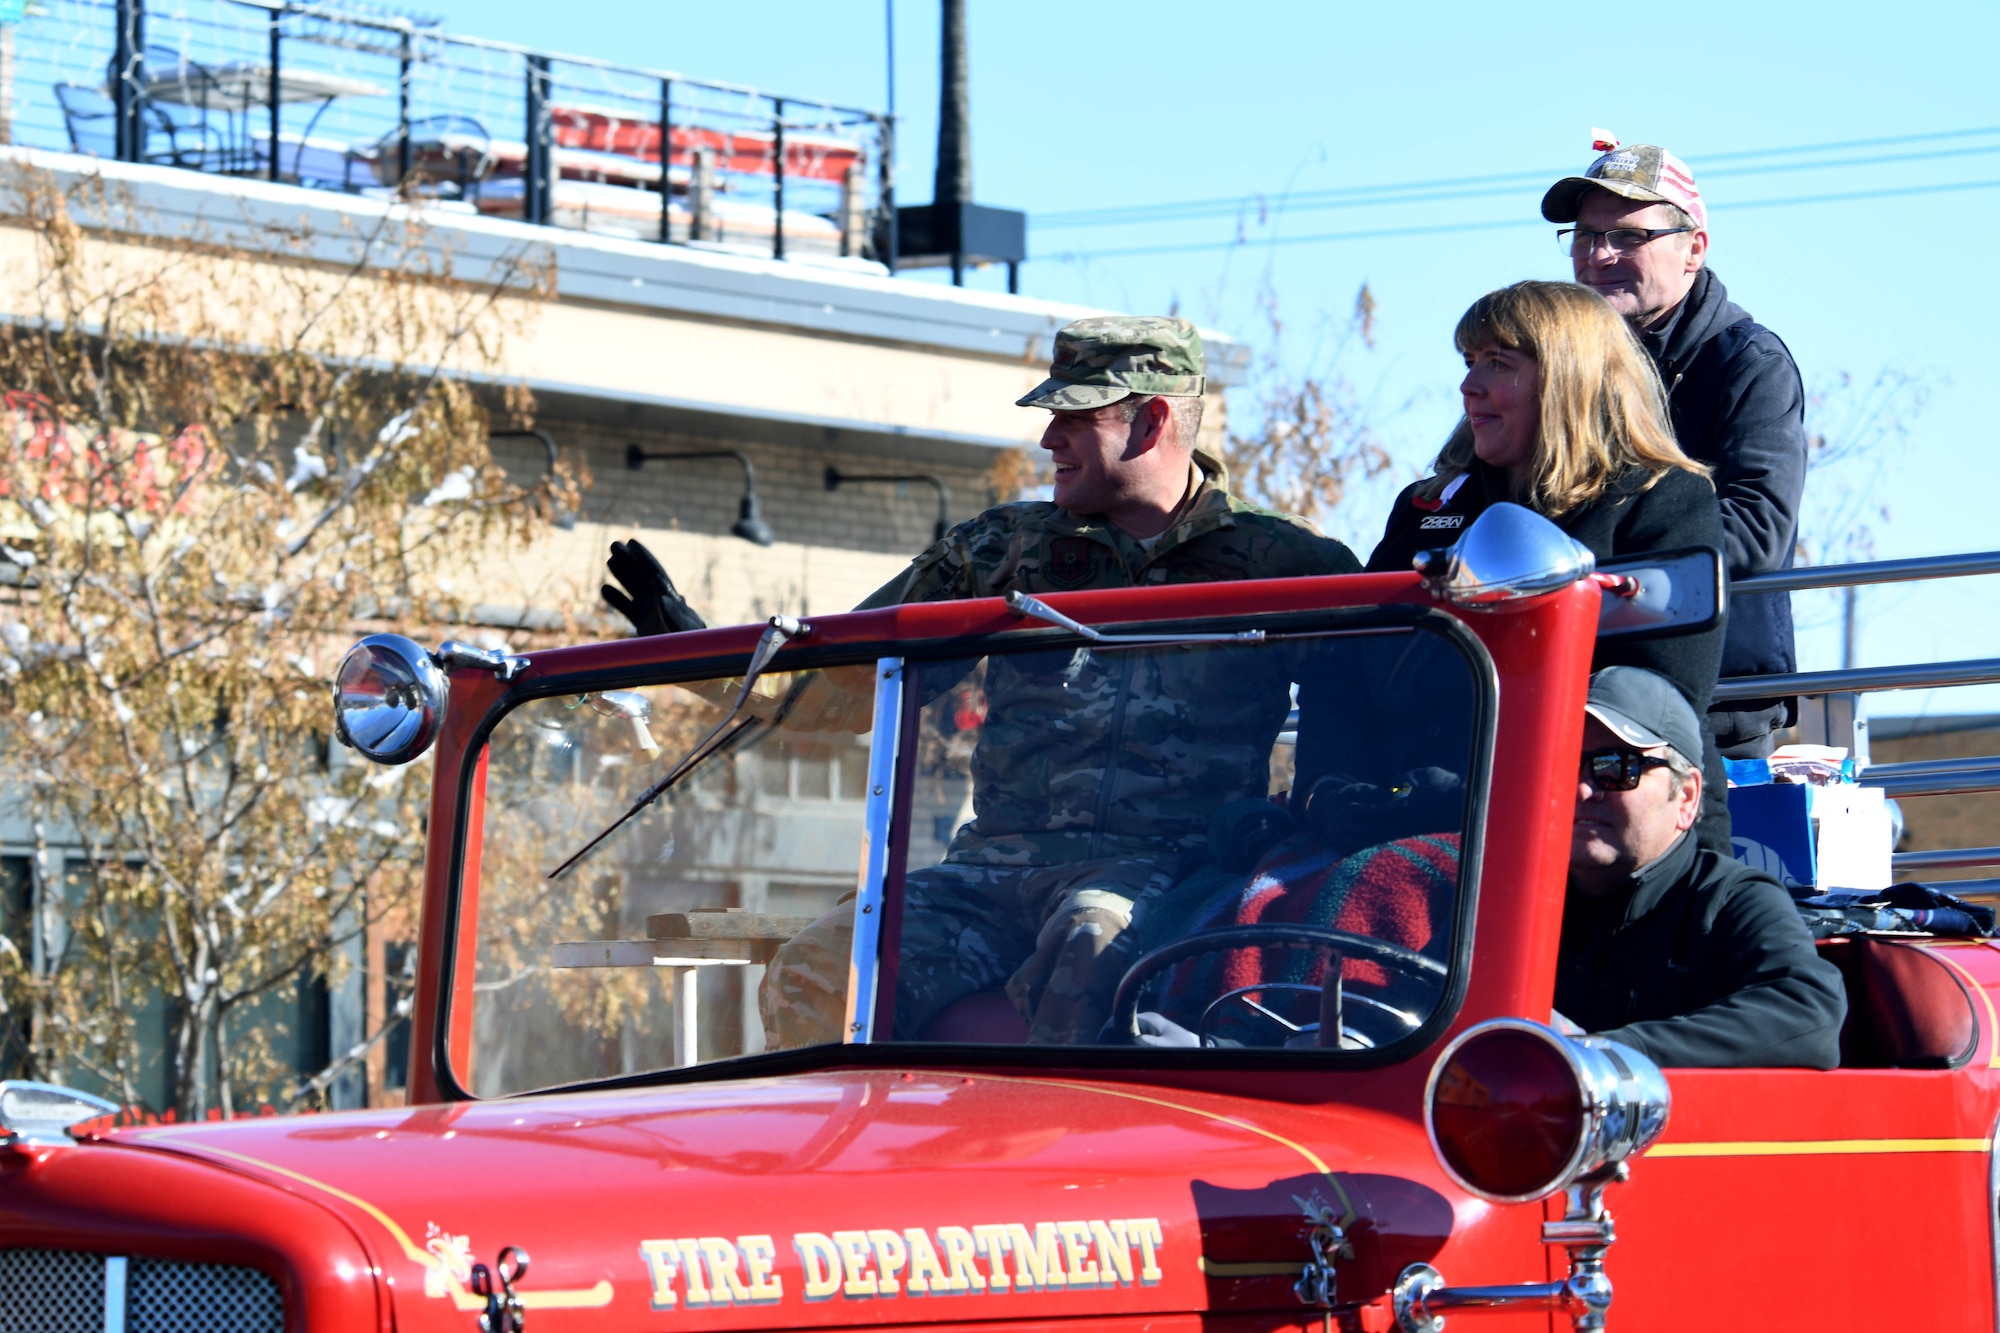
[112,1070,1463,1329]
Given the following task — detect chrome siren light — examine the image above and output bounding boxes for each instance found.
[1415,502,1597,607]
[1423,1018,1670,1204]
[1394,1019,1671,1331]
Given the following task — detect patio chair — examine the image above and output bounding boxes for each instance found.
[54,81,220,168]
[371,115,495,198]
[54,82,118,158]
[135,47,234,170]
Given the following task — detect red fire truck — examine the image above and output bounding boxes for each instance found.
[5,505,1999,1332]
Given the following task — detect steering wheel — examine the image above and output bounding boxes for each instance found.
[1109,923,1446,1049]
[1195,982,1424,1049]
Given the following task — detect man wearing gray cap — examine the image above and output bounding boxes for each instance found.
[1557,667,1844,1068]
[1544,137,1808,762]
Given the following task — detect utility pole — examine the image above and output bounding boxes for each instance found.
[1841,585,1858,670]
[934,0,969,286]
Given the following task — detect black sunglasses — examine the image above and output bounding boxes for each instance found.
[1580,746,1674,792]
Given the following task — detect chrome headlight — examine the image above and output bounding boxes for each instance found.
[333,634,449,765]
[0,1080,119,1142]
[1423,1018,1670,1203]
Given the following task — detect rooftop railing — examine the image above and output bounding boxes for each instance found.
[0,0,896,267]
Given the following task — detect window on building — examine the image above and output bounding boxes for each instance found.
[382,941,413,1093]
[0,856,30,1079]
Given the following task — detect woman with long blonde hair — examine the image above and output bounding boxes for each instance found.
[1366,280,1730,838]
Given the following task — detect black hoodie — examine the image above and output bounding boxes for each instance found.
[1644,268,1807,748]
[1555,829,1845,1069]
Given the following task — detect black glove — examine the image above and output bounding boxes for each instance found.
[601,539,707,637]
[1300,766,1463,855]
[1207,797,1299,872]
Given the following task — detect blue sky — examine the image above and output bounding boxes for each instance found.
[420,0,2000,721]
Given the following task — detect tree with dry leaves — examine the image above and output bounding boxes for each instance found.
[1790,367,1934,667]
[0,162,571,1117]
[1221,283,1393,530]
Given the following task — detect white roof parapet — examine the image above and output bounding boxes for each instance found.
[0,148,1250,386]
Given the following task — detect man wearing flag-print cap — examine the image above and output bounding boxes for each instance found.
[1545,133,1808,766]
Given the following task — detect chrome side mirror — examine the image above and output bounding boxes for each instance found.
[1594,546,1726,640]
[1415,502,1596,607]
[333,634,450,765]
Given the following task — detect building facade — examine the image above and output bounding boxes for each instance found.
[0,144,1246,1108]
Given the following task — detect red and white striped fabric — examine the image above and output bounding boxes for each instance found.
[1651,148,1707,230]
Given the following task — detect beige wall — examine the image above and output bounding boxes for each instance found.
[525,302,1050,447]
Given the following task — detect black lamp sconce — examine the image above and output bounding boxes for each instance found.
[626,445,775,546]
[489,428,574,529]
[824,467,952,543]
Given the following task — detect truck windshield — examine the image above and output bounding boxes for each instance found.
[459,617,1485,1095]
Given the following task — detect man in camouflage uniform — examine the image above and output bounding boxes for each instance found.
[748,316,1362,1047]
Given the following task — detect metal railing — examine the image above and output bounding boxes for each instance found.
[1730,550,2000,596]
[1893,848,2000,873]
[1718,549,2000,881]
[1710,657,2000,703]
[1,0,895,266]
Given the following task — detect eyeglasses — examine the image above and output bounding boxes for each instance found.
[1580,747,1674,792]
[1557,226,1693,258]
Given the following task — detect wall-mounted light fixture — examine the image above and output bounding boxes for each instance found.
[489,428,574,529]
[824,466,952,543]
[626,446,775,546]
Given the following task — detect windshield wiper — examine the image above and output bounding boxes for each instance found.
[1005,590,1266,644]
[546,615,811,880]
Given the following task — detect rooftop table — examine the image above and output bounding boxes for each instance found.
[141,62,387,112]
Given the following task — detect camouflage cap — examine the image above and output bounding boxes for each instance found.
[1017,316,1207,412]
[1541,141,1708,231]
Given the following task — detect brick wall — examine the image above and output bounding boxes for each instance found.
[474,520,912,632]
[493,418,1010,559]
[1872,717,2000,886]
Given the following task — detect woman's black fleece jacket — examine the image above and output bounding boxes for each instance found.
[1368,461,1733,849]
[1367,459,1725,715]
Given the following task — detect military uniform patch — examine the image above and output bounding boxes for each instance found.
[1046,537,1095,589]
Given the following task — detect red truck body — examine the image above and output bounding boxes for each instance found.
[6,565,1996,1331]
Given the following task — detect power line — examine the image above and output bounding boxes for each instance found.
[1040,176,2000,262]
[1034,139,2000,231]
[1034,139,2000,232]
[1031,123,2000,231]
[1688,122,2000,164]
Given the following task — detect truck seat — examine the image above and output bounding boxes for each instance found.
[918,990,1028,1043]
[1818,937,1980,1069]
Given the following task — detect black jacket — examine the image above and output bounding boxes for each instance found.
[1555,830,1845,1068]
[1367,461,1725,714]
[1644,268,1807,745]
